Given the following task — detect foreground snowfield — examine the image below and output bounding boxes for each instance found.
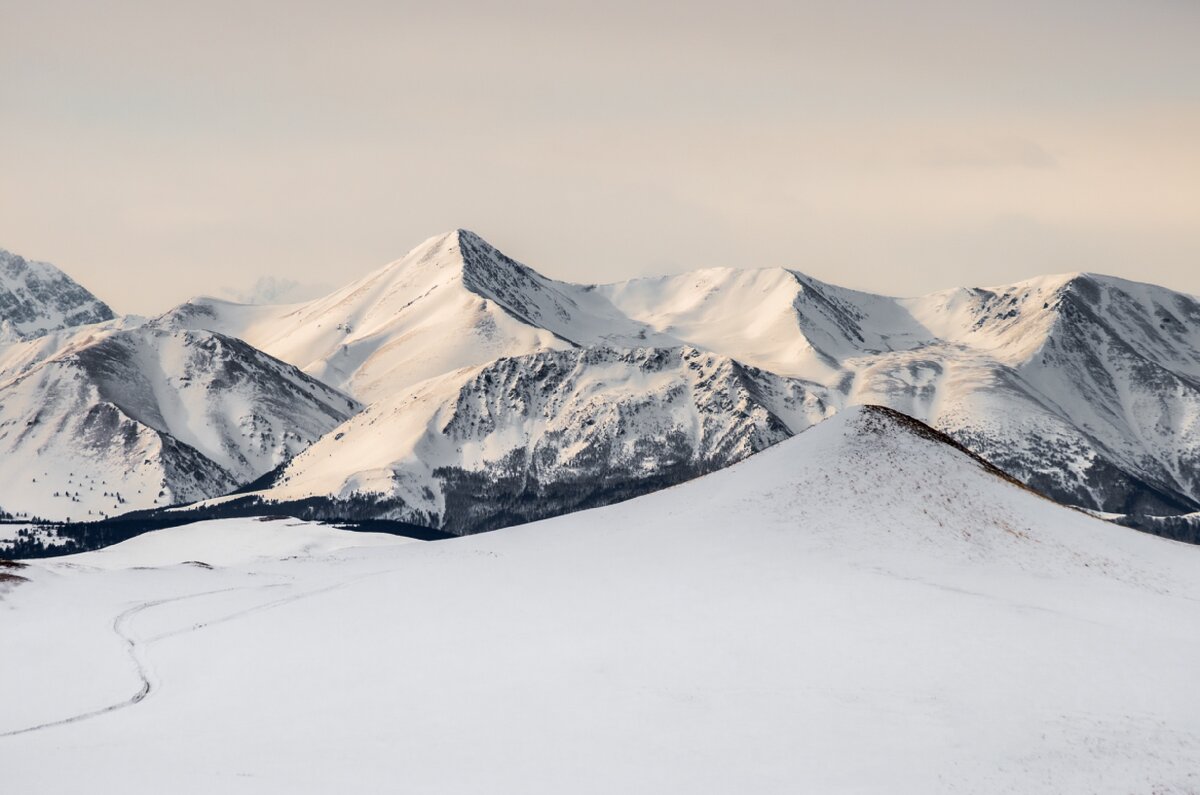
[3,407,1200,793]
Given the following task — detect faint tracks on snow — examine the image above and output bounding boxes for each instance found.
[145,569,387,643]
[0,566,396,739]
[0,586,247,738]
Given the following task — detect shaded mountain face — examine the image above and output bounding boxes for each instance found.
[0,327,360,521]
[0,248,115,340]
[216,346,832,533]
[44,230,1200,537]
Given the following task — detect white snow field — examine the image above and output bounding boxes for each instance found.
[3,407,1200,793]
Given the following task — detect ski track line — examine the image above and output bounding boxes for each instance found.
[0,585,250,739]
[0,566,398,740]
[146,567,397,643]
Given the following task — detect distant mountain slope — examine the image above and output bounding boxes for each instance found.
[150,230,1200,533]
[0,248,115,341]
[0,327,359,521]
[219,346,831,532]
[595,267,927,381]
[602,267,1200,518]
[846,274,1200,515]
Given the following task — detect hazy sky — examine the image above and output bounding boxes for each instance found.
[2,0,1198,313]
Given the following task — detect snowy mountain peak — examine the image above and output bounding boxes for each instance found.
[156,230,669,400]
[389,228,576,326]
[993,270,1200,376]
[378,228,525,283]
[0,248,115,340]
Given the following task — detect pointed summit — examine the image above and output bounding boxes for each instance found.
[391,228,539,289]
[360,229,536,302]
[335,227,568,332]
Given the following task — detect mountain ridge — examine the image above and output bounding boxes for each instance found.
[170,231,1194,532]
[4,232,1200,539]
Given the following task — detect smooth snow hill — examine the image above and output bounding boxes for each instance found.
[0,247,115,341]
[4,407,1199,793]
[156,230,1200,532]
[0,326,360,521]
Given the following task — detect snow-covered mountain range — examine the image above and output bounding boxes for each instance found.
[2,232,1198,538]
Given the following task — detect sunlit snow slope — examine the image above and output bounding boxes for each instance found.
[160,230,668,400]
[3,407,1198,793]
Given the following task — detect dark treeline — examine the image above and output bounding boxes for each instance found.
[1,496,451,559]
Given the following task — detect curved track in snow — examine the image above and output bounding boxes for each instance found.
[0,567,397,739]
[0,587,244,738]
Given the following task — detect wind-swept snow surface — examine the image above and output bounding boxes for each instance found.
[3,408,1199,793]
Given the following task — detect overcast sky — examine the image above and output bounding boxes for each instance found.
[2,0,1198,313]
